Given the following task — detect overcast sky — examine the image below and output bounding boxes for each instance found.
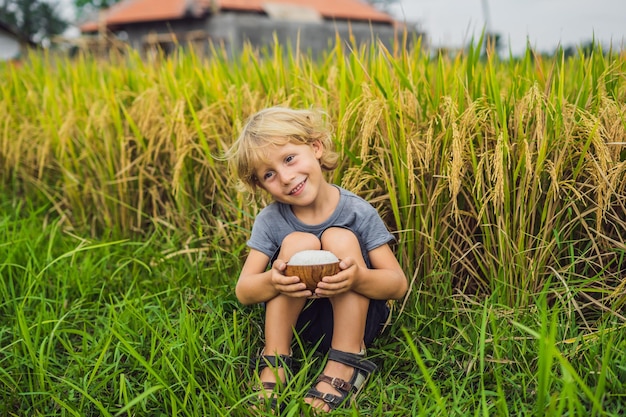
[388,0,626,55]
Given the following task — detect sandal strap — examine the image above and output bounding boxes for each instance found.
[305,387,346,409]
[315,374,353,393]
[253,381,277,391]
[328,348,377,375]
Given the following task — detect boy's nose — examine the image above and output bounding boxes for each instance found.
[278,169,295,185]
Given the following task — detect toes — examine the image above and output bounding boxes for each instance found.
[304,396,331,413]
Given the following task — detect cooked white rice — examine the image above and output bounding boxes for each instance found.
[288,250,339,265]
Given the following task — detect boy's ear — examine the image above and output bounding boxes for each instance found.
[311,140,324,158]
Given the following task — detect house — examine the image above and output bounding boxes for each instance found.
[79,0,422,57]
[0,20,33,62]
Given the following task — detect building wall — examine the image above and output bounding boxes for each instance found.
[0,30,21,61]
[111,12,418,57]
[116,19,207,51]
[207,12,408,56]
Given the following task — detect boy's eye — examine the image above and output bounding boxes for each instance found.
[285,155,295,163]
[263,171,274,181]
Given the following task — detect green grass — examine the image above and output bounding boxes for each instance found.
[1,197,624,416]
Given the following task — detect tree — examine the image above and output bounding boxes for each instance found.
[0,0,67,45]
[73,0,120,19]
[74,0,117,7]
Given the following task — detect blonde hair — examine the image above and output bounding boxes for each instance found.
[226,106,339,192]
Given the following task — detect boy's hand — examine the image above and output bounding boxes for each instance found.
[314,257,359,297]
[272,259,313,298]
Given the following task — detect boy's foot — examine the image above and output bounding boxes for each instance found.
[304,348,376,412]
[250,353,293,413]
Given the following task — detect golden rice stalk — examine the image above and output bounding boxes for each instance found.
[398,90,422,197]
[358,85,385,162]
[575,107,614,227]
[491,130,508,212]
[437,97,464,222]
[514,84,545,188]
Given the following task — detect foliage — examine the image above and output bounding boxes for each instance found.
[74,0,119,7]
[73,0,120,20]
[0,0,67,44]
[0,197,624,415]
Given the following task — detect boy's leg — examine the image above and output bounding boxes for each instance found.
[258,232,321,388]
[304,292,370,412]
[304,228,373,411]
[320,227,370,352]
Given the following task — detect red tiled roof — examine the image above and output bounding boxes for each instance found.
[219,0,393,22]
[81,0,393,32]
[81,0,206,30]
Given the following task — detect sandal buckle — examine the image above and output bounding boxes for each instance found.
[320,392,342,407]
[329,376,351,391]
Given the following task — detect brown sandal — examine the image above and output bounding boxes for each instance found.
[305,348,376,411]
[249,353,293,413]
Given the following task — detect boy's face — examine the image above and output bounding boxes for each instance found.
[254,140,326,206]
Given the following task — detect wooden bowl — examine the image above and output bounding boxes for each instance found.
[284,250,341,291]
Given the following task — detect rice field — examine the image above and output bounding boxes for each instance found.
[1,35,625,415]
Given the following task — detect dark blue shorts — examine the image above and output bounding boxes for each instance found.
[294,298,390,353]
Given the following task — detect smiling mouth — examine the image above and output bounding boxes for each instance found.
[289,180,306,195]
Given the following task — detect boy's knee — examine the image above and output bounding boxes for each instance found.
[279,232,321,259]
[320,227,365,264]
[320,227,358,249]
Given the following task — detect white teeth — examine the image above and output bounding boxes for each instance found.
[290,181,304,195]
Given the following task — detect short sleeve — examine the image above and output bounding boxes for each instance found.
[247,211,280,260]
[358,203,395,252]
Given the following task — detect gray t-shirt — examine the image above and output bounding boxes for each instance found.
[247,186,394,268]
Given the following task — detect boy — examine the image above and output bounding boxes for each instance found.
[226,106,407,412]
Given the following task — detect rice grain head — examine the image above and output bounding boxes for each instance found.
[359,85,384,161]
[443,97,464,223]
[491,131,506,210]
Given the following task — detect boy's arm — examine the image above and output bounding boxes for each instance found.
[235,248,313,305]
[316,244,408,300]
